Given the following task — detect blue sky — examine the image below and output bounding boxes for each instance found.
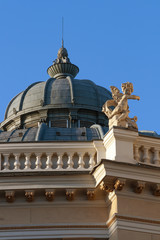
[0,0,160,132]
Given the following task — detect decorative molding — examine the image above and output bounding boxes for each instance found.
[0,225,108,240]
[100,181,114,193]
[153,183,160,196]
[114,178,126,191]
[107,213,160,228]
[86,189,95,200]
[66,189,75,201]
[45,189,55,201]
[5,191,15,203]
[25,190,35,202]
[134,181,145,194]
[0,223,107,230]
[92,159,160,190]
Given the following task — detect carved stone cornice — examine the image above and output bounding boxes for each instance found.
[45,189,55,201]
[25,190,35,202]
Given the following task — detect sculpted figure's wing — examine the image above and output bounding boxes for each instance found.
[110,86,123,103]
[110,86,120,94]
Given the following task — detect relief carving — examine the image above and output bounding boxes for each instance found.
[5,191,15,203]
[66,189,75,201]
[114,178,126,191]
[25,190,35,202]
[45,189,55,201]
[153,184,160,196]
[134,181,145,194]
[100,181,114,193]
[87,189,95,200]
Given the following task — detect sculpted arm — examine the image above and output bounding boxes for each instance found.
[127,95,140,101]
[102,100,117,118]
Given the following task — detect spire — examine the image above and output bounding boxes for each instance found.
[47,19,79,79]
[62,16,64,48]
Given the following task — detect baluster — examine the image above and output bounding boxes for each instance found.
[3,154,10,171]
[57,154,63,169]
[67,155,73,169]
[134,145,140,162]
[153,149,160,165]
[46,154,52,169]
[35,154,42,170]
[89,154,95,169]
[24,154,31,170]
[143,147,149,163]
[14,154,20,170]
[78,154,84,169]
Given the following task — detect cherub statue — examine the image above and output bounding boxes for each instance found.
[102,82,140,129]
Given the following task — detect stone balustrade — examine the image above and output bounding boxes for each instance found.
[1,131,160,171]
[0,151,97,172]
[134,144,160,166]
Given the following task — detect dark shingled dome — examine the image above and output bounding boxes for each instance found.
[5,78,111,119]
[0,46,112,141]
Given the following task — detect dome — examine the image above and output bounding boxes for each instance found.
[0,45,112,136]
[5,78,111,118]
[1,77,111,130]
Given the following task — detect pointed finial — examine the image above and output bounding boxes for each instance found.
[62,17,64,48]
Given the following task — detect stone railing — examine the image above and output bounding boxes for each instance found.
[134,144,160,166]
[0,151,97,172]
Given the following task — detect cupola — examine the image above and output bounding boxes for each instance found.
[47,41,79,79]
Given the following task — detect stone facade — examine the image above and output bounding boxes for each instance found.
[0,127,159,239]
